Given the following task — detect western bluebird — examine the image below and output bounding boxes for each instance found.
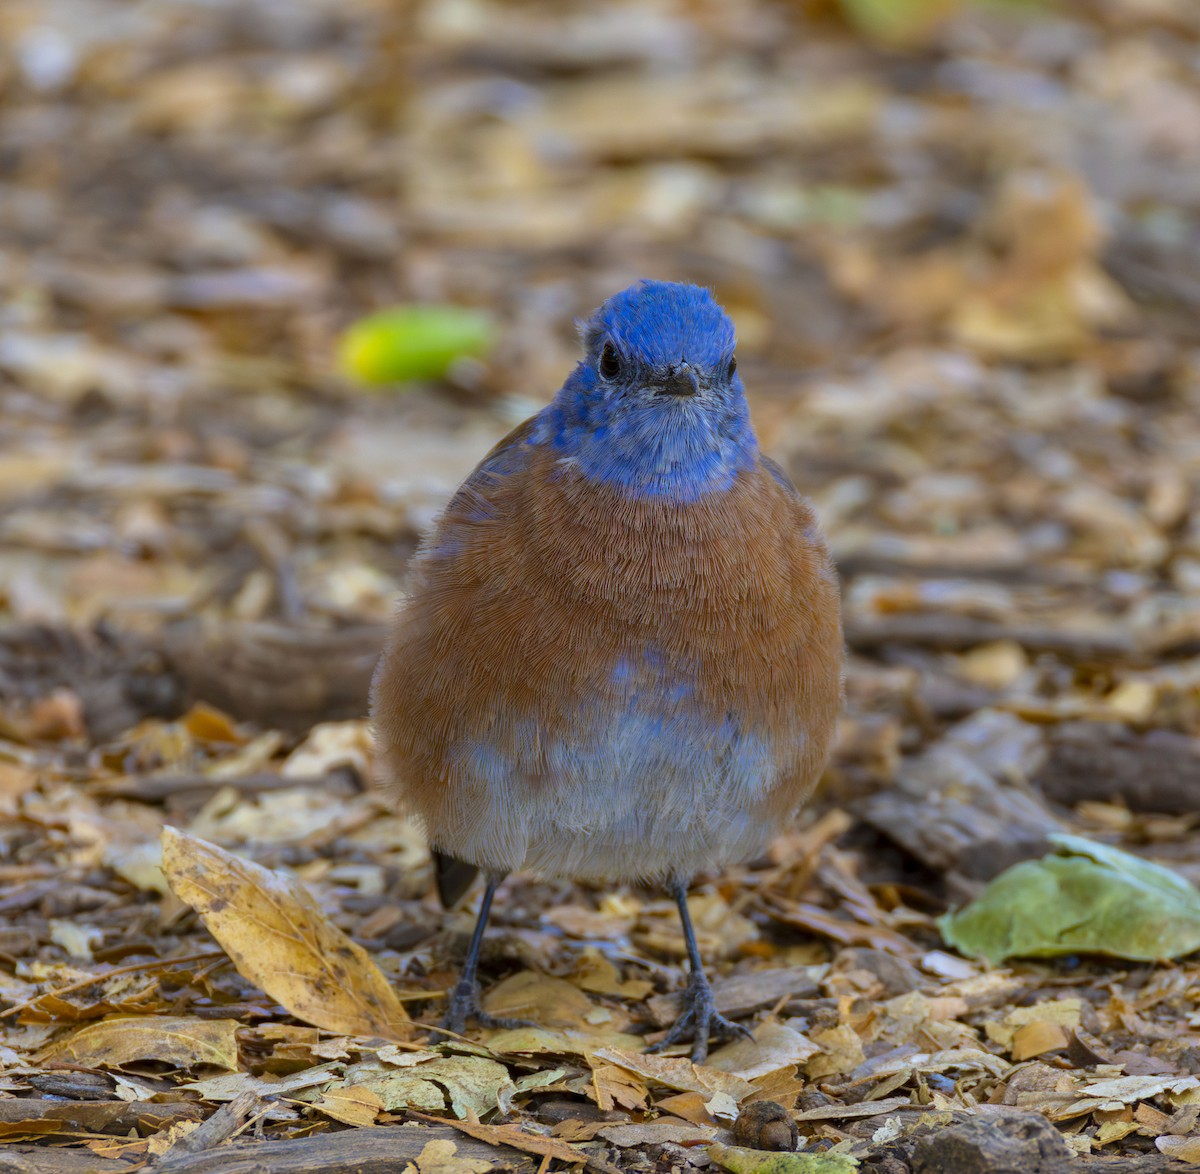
[371,280,843,1061]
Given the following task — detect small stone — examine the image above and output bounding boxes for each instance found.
[910,1109,1072,1174]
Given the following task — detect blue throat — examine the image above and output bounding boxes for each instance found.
[536,365,759,503]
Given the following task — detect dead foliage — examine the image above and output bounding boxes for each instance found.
[2,0,1200,1171]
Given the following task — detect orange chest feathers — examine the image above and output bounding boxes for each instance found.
[375,448,843,812]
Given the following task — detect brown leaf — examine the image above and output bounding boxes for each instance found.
[1158,1136,1200,1163]
[655,1091,716,1126]
[161,826,411,1040]
[483,970,611,1031]
[0,762,38,814]
[40,1015,240,1070]
[1011,1021,1070,1062]
[403,1138,500,1174]
[312,1084,384,1126]
[590,1063,650,1112]
[804,1024,866,1081]
[708,1022,819,1080]
[181,702,247,746]
[592,1047,756,1102]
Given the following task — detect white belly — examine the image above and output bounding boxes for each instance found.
[437,700,799,883]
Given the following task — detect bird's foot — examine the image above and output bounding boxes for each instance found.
[647,972,752,1064]
[438,977,536,1038]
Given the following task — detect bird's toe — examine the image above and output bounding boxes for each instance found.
[648,978,750,1064]
[438,979,536,1038]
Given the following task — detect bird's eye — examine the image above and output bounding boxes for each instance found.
[599,342,622,380]
[727,355,738,379]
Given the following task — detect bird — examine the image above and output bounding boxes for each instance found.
[370,280,843,1062]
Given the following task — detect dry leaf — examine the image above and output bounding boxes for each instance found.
[985,999,1082,1051]
[0,762,37,814]
[312,1083,384,1126]
[569,950,654,1000]
[708,1022,820,1080]
[805,1024,865,1080]
[146,1120,203,1158]
[1095,1112,1138,1146]
[1011,1021,1070,1061]
[591,1062,650,1112]
[342,1054,514,1118]
[48,920,103,962]
[403,1138,497,1174]
[182,1065,337,1111]
[181,703,246,746]
[593,1046,756,1102]
[748,1066,807,1110]
[40,1015,239,1070]
[418,1115,592,1167]
[498,1067,569,1113]
[161,826,411,1040]
[655,1091,717,1125]
[482,970,606,1030]
[1082,1074,1200,1104]
[283,720,372,777]
[105,840,170,895]
[1157,1136,1200,1163]
[544,904,638,940]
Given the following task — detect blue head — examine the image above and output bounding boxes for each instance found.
[536,281,757,501]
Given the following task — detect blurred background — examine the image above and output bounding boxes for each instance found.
[2,1,1200,1155]
[2,0,1198,650]
[4,0,1200,844]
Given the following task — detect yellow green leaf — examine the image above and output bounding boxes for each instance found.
[939,834,1200,965]
[337,305,494,385]
[710,1142,859,1173]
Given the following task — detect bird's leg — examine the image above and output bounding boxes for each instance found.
[648,879,753,1064]
[439,874,533,1035]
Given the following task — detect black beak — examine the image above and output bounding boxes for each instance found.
[655,363,700,397]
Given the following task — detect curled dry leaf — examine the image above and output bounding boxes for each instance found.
[340,1053,514,1118]
[404,1138,500,1174]
[39,1015,240,1070]
[161,826,411,1040]
[593,1046,756,1102]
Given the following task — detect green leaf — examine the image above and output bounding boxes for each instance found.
[337,305,494,385]
[709,1143,859,1174]
[939,834,1200,965]
[837,0,1044,44]
[837,0,958,44]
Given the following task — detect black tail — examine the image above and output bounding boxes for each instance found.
[434,851,479,908]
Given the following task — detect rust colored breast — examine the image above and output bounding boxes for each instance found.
[371,426,842,883]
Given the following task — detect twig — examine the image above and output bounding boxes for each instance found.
[153,1090,262,1169]
[845,612,1138,660]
